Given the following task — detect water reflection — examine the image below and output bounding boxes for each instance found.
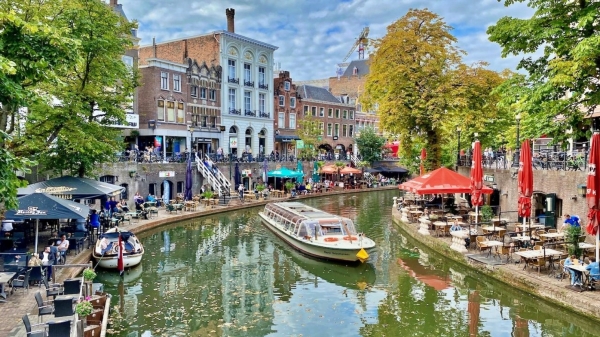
[99,191,599,337]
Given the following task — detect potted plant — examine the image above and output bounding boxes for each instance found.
[76,299,94,317]
[202,191,214,200]
[284,181,295,197]
[83,268,97,282]
[481,205,494,224]
[256,184,266,199]
[564,225,583,258]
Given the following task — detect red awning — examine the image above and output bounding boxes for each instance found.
[399,167,493,195]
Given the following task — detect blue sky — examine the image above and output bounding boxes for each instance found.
[118,0,534,81]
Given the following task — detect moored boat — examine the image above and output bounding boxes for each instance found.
[258,202,376,263]
[92,227,144,269]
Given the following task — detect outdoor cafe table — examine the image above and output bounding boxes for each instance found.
[565,264,591,288]
[483,240,504,259]
[579,242,596,250]
[201,199,218,208]
[514,248,563,270]
[539,232,565,240]
[0,271,16,302]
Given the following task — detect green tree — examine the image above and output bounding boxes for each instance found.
[355,127,385,165]
[296,114,322,160]
[15,0,138,177]
[0,132,34,210]
[488,0,600,144]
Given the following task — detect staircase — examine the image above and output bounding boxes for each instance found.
[195,154,232,201]
[350,154,359,167]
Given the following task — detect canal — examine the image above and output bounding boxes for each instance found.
[99,190,599,336]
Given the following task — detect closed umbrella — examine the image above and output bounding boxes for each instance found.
[234,163,242,188]
[296,161,303,183]
[518,140,533,234]
[162,180,170,206]
[312,162,320,183]
[262,159,268,185]
[420,148,427,176]
[184,154,193,201]
[470,140,484,225]
[586,132,600,261]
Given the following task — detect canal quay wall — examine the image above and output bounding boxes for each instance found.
[391,208,600,322]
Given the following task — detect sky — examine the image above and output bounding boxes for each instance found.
[118,0,534,81]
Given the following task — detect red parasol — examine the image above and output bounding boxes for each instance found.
[586,133,600,236]
[399,167,493,195]
[470,141,484,208]
[117,231,124,276]
[420,148,427,176]
[517,140,533,219]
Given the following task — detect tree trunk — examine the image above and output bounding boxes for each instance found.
[426,128,441,169]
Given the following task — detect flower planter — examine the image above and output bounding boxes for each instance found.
[90,294,107,309]
[84,324,102,337]
[86,308,104,326]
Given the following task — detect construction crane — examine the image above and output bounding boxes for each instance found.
[342,27,369,63]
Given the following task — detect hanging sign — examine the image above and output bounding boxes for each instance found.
[159,171,176,177]
[229,138,238,148]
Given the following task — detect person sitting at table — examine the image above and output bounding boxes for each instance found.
[450,220,463,232]
[57,235,69,263]
[425,194,442,208]
[564,255,582,286]
[89,209,100,230]
[117,199,129,213]
[586,257,599,283]
[39,246,56,281]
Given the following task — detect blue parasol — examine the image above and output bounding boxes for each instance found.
[184,154,193,201]
[296,161,303,183]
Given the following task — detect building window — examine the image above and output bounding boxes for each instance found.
[290,97,296,108]
[289,113,296,129]
[228,88,236,110]
[173,75,181,92]
[200,87,207,99]
[157,100,165,121]
[259,93,266,113]
[334,123,339,137]
[244,63,251,82]
[319,107,324,117]
[328,108,333,117]
[278,112,285,128]
[167,101,175,122]
[209,89,216,101]
[244,91,251,111]
[342,124,347,137]
[304,105,309,115]
[349,125,354,137]
[191,86,198,98]
[177,102,184,123]
[311,106,317,117]
[258,66,265,85]
[228,59,236,80]
[319,122,324,135]
[349,110,354,120]
[335,109,340,118]
[327,123,332,136]
[122,55,134,69]
[279,95,285,107]
[343,110,348,119]
[284,81,290,91]
[160,72,169,90]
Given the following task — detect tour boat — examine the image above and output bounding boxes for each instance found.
[92,228,144,269]
[258,202,376,263]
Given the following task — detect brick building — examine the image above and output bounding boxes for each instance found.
[273,70,302,159]
[138,8,277,160]
[297,85,356,159]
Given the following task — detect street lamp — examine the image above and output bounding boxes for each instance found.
[514,113,521,166]
[455,127,461,171]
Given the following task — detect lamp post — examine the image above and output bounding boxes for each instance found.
[456,127,461,171]
[514,113,521,167]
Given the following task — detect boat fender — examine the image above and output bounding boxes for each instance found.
[343,236,358,240]
[324,237,339,242]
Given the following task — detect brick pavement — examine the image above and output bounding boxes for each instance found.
[1,186,396,336]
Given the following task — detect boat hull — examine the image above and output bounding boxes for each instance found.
[93,252,143,269]
[259,212,371,263]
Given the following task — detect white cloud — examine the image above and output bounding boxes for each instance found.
[118,0,534,80]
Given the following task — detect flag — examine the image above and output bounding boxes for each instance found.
[117,232,124,276]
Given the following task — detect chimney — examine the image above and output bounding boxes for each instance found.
[226,8,235,33]
[153,37,156,58]
[110,0,117,5]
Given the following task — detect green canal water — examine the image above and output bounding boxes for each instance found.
[99,190,598,337]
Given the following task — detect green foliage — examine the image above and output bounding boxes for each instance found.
[355,127,385,165]
[284,181,295,192]
[564,225,583,258]
[256,184,265,192]
[488,0,600,144]
[296,114,322,160]
[481,205,494,222]
[83,268,97,281]
[202,191,214,200]
[362,9,507,169]
[75,300,93,317]
[0,132,34,210]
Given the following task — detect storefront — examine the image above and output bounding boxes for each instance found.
[275,135,300,159]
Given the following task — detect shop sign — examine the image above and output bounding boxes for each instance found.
[229,138,238,148]
[484,174,495,182]
[296,140,304,149]
[159,171,176,178]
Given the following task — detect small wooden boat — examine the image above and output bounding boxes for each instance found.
[258,202,376,263]
[92,228,144,269]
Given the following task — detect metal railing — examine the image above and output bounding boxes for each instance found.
[458,149,588,172]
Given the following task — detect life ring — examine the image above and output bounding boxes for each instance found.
[343,236,358,241]
[324,237,339,242]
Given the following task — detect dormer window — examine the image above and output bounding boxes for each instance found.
[284,81,290,91]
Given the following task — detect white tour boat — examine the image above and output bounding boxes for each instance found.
[258,202,376,263]
[92,227,144,269]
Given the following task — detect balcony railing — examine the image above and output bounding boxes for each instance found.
[258,83,268,90]
[228,77,239,84]
[244,80,254,87]
[259,112,270,118]
[244,110,256,117]
[229,108,241,115]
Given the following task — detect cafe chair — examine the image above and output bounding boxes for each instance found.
[42,278,63,299]
[54,296,75,317]
[47,320,71,337]
[63,278,81,296]
[34,291,54,322]
[28,266,44,287]
[476,236,490,255]
[22,314,46,337]
[533,257,548,274]
[10,268,31,294]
